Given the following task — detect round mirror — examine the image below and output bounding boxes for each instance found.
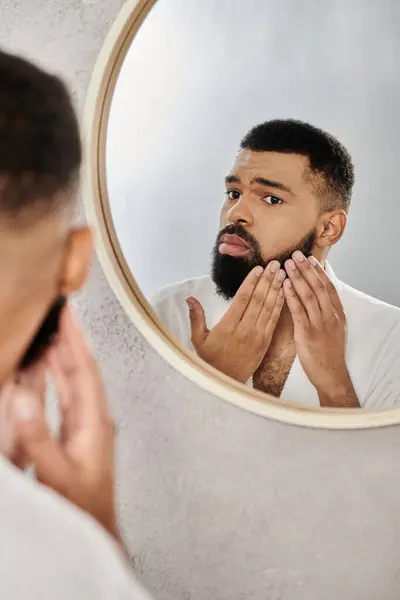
[83,0,400,428]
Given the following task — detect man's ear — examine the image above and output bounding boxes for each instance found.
[58,226,93,295]
[314,210,347,250]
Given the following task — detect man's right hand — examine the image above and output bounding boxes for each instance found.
[8,306,120,544]
[186,262,286,383]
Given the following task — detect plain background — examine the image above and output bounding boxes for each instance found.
[4,1,400,599]
[107,0,400,305]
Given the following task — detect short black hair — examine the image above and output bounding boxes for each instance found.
[240,119,354,212]
[0,48,81,221]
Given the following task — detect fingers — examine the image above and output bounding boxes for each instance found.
[307,256,344,317]
[223,266,264,324]
[10,384,73,494]
[263,288,285,339]
[242,261,285,324]
[54,307,110,426]
[18,363,47,410]
[254,264,286,329]
[186,297,208,348]
[47,348,71,410]
[283,279,308,327]
[288,252,344,322]
[0,380,17,459]
[47,347,75,445]
[285,256,322,325]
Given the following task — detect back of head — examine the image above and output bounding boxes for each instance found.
[240,119,354,213]
[0,49,81,221]
[0,49,89,388]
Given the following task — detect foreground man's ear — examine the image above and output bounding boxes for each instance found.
[59,226,93,295]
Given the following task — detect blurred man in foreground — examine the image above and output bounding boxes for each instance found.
[0,48,150,599]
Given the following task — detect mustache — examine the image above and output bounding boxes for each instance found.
[216,223,259,252]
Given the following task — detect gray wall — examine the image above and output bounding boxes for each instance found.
[3,2,400,600]
[107,0,400,305]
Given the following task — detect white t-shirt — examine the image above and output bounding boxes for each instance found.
[151,264,400,408]
[0,456,151,600]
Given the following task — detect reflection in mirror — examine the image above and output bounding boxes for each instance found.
[106,0,400,409]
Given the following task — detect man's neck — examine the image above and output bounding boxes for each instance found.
[274,303,294,341]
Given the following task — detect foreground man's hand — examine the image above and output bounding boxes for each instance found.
[187,262,286,383]
[284,251,360,408]
[9,307,123,544]
[0,365,46,469]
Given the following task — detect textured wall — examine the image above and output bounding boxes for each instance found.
[3,2,400,600]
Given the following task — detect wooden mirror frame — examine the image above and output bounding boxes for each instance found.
[82,0,400,430]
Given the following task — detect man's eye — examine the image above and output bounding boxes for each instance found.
[225,190,241,201]
[265,195,283,205]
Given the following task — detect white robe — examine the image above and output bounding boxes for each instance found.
[151,264,400,408]
[0,456,151,600]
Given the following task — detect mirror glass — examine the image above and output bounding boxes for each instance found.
[106,0,400,410]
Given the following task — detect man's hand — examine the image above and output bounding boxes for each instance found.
[283,251,359,408]
[0,365,46,469]
[186,262,286,383]
[8,307,121,540]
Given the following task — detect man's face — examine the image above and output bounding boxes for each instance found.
[0,197,92,389]
[212,150,323,299]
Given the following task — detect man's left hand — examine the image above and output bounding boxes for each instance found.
[283,251,360,408]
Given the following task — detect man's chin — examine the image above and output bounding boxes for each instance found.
[212,264,251,300]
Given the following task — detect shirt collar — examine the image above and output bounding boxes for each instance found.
[324,261,343,294]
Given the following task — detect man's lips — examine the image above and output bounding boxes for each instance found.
[219,233,251,257]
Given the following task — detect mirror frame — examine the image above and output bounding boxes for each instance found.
[82,0,400,430]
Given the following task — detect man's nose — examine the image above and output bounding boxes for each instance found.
[227,196,254,226]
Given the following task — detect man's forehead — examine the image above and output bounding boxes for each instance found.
[229,149,311,184]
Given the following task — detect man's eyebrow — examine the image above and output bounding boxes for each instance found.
[225,175,241,184]
[252,177,294,195]
[225,174,294,196]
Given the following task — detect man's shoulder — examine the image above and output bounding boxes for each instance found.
[151,276,228,340]
[151,275,216,306]
[0,458,147,599]
[341,281,400,333]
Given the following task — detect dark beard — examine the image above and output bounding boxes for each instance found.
[211,223,316,301]
[19,296,66,370]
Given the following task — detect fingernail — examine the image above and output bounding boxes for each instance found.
[285,279,293,288]
[186,298,194,310]
[254,266,264,276]
[13,390,37,421]
[286,259,296,271]
[268,261,280,273]
[277,269,286,281]
[293,251,305,262]
[308,256,317,266]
